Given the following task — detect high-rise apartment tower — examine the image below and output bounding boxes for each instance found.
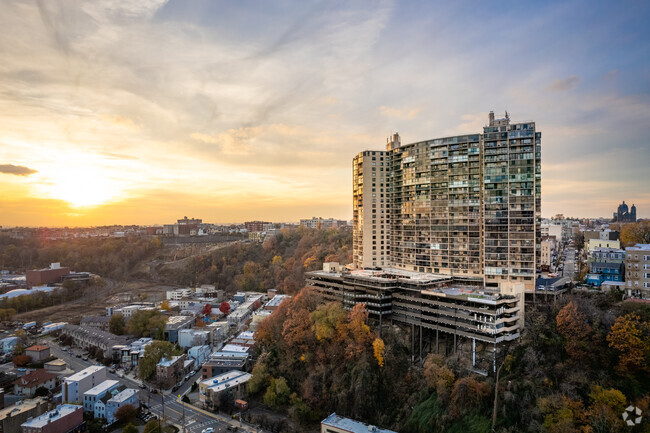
[353,112,541,291]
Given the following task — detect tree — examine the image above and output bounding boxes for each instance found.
[588,385,627,431]
[138,340,181,381]
[202,303,212,316]
[13,354,30,366]
[264,377,291,409]
[142,419,161,433]
[128,310,168,340]
[606,313,649,372]
[160,300,171,311]
[247,363,270,395]
[121,424,138,433]
[252,300,262,311]
[109,314,126,335]
[114,404,137,423]
[423,354,455,400]
[219,301,231,315]
[538,394,587,433]
[373,338,385,367]
[556,301,592,360]
[620,221,650,246]
[34,386,49,397]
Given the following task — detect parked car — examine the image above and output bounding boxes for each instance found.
[202,428,215,433]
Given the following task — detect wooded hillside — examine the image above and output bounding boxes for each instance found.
[250,289,650,432]
[159,227,351,294]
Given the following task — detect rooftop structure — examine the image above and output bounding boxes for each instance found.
[321,413,397,433]
[21,404,83,431]
[66,366,105,383]
[307,264,524,371]
[264,294,291,310]
[84,379,119,397]
[199,370,252,405]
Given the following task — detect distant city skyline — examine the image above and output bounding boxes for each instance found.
[1,1,649,226]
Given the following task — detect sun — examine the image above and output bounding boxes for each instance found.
[45,166,125,208]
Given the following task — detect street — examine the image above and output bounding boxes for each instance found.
[561,246,579,280]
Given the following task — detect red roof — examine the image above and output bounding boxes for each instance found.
[25,345,49,352]
[13,369,58,388]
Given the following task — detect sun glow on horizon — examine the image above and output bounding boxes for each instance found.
[41,166,126,208]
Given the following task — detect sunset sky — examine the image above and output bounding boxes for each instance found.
[1,0,649,227]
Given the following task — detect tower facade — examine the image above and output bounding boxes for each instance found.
[353,112,541,291]
[352,149,389,269]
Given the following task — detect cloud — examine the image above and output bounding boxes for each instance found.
[101,114,140,131]
[379,105,421,120]
[0,164,38,176]
[547,75,580,92]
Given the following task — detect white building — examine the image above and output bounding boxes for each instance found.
[199,371,252,405]
[63,366,107,404]
[178,329,210,348]
[188,345,211,366]
[167,288,194,300]
[83,380,119,412]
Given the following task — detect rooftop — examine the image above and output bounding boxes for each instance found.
[25,344,49,352]
[14,369,58,388]
[84,380,119,397]
[157,355,183,368]
[201,370,252,394]
[237,331,255,340]
[0,397,46,421]
[21,404,81,428]
[627,243,650,251]
[209,350,248,361]
[109,388,138,404]
[321,413,397,433]
[65,365,105,382]
[221,344,250,354]
[265,295,291,308]
[166,315,194,329]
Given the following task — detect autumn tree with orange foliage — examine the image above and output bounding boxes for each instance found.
[556,301,592,360]
[252,288,416,429]
[607,312,650,372]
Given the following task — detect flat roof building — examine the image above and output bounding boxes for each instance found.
[62,366,107,404]
[321,413,397,433]
[21,404,83,433]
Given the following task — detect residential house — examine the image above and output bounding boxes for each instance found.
[156,355,186,388]
[14,369,58,397]
[82,380,119,412]
[106,389,139,424]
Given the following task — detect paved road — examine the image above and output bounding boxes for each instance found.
[561,247,578,280]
